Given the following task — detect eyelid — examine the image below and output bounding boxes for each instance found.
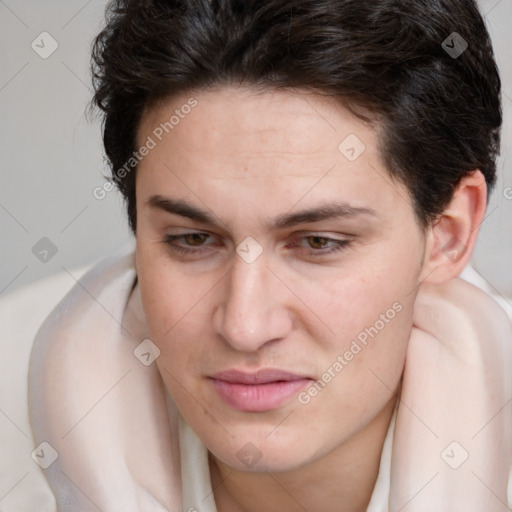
[163,231,219,245]
[289,230,354,243]
[293,230,352,238]
[287,233,352,249]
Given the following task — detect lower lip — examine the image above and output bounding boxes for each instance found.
[210,378,311,412]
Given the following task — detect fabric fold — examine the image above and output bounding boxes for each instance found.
[28,246,182,511]
[390,281,512,511]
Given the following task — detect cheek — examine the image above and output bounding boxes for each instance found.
[135,244,230,404]
[294,278,412,448]
[290,251,416,408]
[290,248,416,352]
[137,240,212,334]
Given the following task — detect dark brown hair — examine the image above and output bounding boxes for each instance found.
[91,0,501,233]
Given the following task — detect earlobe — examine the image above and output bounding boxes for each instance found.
[419,170,487,284]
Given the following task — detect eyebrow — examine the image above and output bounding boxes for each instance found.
[147,195,379,231]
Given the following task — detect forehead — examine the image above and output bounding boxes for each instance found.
[139,86,379,163]
[135,86,415,230]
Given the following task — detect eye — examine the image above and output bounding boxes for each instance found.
[179,233,209,246]
[289,234,353,257]
[306,236,336,249]
[161,232,216,255]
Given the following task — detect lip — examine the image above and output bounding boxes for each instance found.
[209,369,313,412]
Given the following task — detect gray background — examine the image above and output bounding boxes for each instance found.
[1,0,511,298]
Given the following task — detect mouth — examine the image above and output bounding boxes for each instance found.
[208,369,313,412]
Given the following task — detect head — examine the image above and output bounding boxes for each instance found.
[91,0,501,472]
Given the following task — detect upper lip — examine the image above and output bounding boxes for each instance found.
[210,369,311,384]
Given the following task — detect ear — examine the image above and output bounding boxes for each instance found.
[419,169,488,284]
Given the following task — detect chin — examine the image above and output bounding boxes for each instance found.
[216,448,309,473]
[206,426,320,473]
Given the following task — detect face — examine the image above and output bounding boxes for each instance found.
[135,86,426,472]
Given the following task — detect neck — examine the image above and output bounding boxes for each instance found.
[209,394,397,512]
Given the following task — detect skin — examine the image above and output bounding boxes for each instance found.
[134,85,488,511]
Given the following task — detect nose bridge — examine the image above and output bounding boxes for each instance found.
[214,256,290,351]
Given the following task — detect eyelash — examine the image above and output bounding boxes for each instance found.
[160,232,352,258]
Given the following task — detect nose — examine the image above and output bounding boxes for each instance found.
[212,256,293,352]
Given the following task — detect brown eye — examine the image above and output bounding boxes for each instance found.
[287,234,352,258]
[183,233,209,246]
[306,236,330,249]
[161,232,220,257]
